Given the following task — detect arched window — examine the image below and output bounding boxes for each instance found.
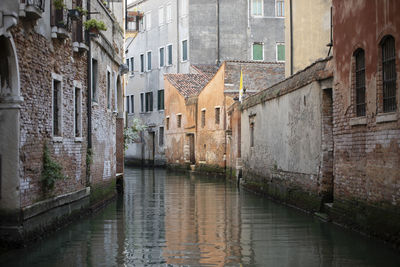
[0,36,11,96]
[381,35,396,113]
[354,49,366,116]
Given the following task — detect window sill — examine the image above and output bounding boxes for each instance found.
[53,136,63,143]
[350,116,367,126]
[376,112,397,123]
[92,101,98,107]
[75,137,83,143]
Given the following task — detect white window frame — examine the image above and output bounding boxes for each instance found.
[181,0,188,17]
[251,0,263,17]
[159,46,165,68]
[73,80,83,141]
[167,43,173,66]
[275,0,284,17]
[276,42,285,62]
[251,42,264,61]
[52,73,63,141]
[159,6,164,27]
[166,3,172,23]
[181,39,188,62]
[145,11,152,31]
[146,50,152,71]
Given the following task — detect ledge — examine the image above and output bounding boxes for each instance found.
[52,136,63,143]
[376,112,397,124]
[350,116,367,126]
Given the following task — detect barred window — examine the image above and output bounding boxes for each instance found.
[355,49,366,116]
[381,36,397,113]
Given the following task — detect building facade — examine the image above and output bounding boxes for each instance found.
[125,0,285,166]
[165,61,284,171]
[284,0,332,76]
[331,0,400,245]
[0,0,125,244]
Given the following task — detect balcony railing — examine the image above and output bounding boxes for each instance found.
[20,0,45,19]
[25,0,45,12]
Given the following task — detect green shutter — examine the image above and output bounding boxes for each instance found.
[277,44,285,61]
[253,43,263,60]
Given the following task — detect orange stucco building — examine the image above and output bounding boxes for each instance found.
[164,61,284,173]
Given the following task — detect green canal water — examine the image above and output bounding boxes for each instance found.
[1,167,399,266]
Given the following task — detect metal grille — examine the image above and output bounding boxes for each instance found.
[355,49,366,116]
[382,36,397,113]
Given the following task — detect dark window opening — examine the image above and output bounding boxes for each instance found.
[53,79,61,136]
[382,36,397,113]
[215,107,220,124]
[158,90,164,110]
[145,92,153,112]
[355,49,366,116]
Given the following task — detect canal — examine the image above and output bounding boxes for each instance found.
[1,167,399,266]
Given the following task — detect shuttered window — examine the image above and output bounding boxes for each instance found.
[253,43,263,61]
[277,43,285,62]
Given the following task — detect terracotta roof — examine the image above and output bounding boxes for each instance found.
[165,74,210,98]
[191,64,219,79]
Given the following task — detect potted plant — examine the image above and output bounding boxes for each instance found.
[53,0,66,10]
[84,19,107,36]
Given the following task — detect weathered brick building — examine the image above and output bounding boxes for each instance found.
[164,61,284,171]
[0,0,125,244]
[331,0,400,244]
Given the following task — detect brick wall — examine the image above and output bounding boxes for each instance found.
[13,23,88,207]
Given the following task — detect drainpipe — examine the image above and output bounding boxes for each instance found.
[290,0,294,75]
[176,0,180,73]
[217,0,220,65]
[86,0,92,185]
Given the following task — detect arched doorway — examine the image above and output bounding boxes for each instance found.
[0,35,22,212]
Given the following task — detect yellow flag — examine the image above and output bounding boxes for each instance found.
[239,69,243,102]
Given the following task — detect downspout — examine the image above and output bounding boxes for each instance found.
[217,0,220,65]
[290,0,294,75]
[86,0,92,185]
[176,0,180,73]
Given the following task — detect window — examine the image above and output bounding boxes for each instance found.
[181,0,188,16]
[201,109,206,128]
[251,0,263,16]
[276,0,284,17]
[177,114,182,128]
[215,107,220,124]
[52,75,62,137]
[158,89,164,110]
[92,58,98,102]
[159,127,164,146]
[167,44,173,65]
[277,43,285,62]
[250,122,254,147]
[147,51,152,71]
[130,57,134,73]
[140,54,144,73]
[140,93,144,112]
[355,49,366,117]
[159,47,165,67]
[381,36,397,113]
[130,95,134,113]
[126,96,130,113]
[182,40,188,61]
[107,70,111,109]
[146,11,151,30]
[166,3,172,23]
[74,86,82,138]
[166,116,170,130]
[252,43,263,61]
[145,92,153,112]
[159,6,164,26]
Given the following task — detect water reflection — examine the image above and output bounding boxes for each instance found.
[1,167,399,267]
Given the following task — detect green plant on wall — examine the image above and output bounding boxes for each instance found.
[84,19,107,31]
[53,0,66,10]
[76,6,88,16]
[40,143,66,195]
[124,117,147,151]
